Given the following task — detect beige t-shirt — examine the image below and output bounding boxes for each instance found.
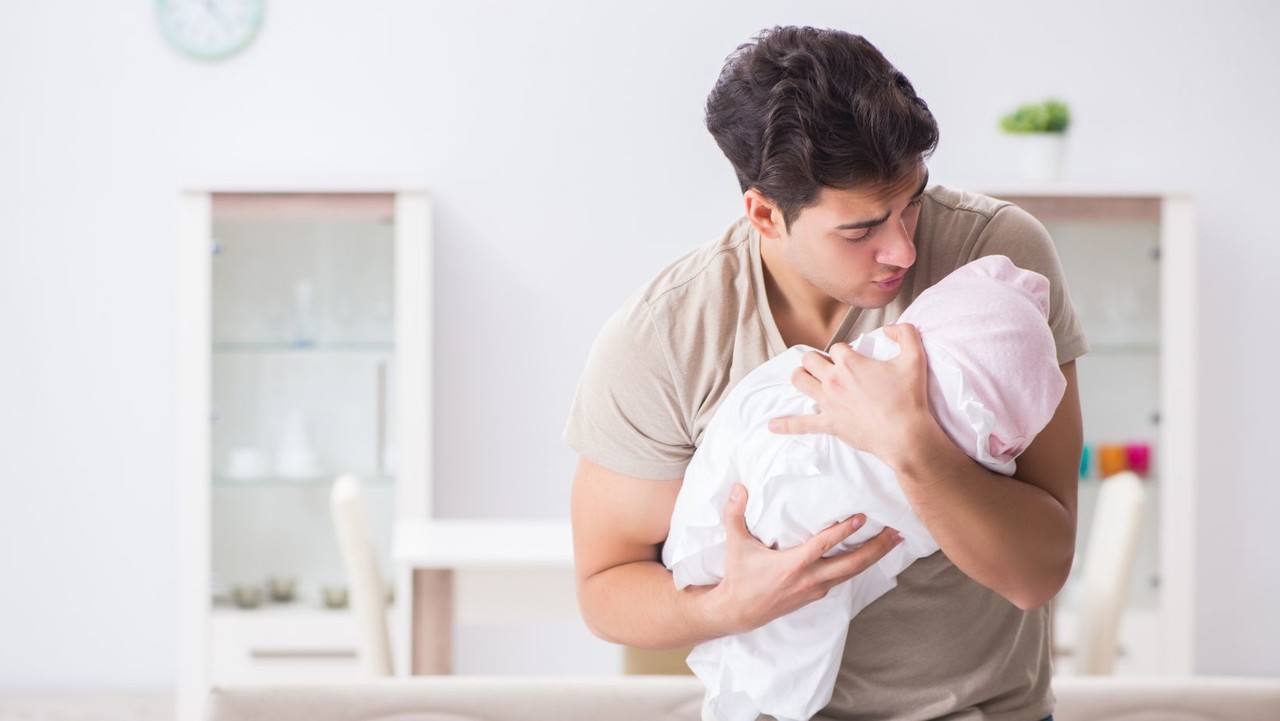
[564,185,1089,720]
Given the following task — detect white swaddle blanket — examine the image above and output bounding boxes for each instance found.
[662,255,1068,721]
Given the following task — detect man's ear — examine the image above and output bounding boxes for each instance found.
[744,189,785,240]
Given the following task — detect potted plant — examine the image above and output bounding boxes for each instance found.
[999,99,1071,183]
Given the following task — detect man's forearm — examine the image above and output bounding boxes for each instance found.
[892,419,1076,610]
[578,559,727,649]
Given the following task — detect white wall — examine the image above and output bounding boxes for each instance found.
[1,0,1277,688]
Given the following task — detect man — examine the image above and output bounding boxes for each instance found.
[565,25,1086,721]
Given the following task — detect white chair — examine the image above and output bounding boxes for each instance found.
[1072,470,1147,675]
[330,474,394,677]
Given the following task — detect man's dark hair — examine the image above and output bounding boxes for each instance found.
[706,26,939,229]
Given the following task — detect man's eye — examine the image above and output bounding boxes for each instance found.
[907,197,924,209]
[841,232,870,243]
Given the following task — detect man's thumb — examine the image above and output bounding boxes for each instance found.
[882,322,921,352]
[722,483,750,538]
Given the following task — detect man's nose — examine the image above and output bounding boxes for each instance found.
[876,218,917,268]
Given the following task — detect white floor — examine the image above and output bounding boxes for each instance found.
[0,694,171,721]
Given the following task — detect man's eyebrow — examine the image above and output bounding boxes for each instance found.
[835,169,931,231]
[912,169,930,199]
[835,213,890,231]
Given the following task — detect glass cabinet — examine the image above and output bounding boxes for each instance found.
[178,189,432,721]
[986,190,1196,676]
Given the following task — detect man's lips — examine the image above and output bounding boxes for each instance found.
[874,273,906,290]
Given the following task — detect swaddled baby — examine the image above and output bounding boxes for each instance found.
[662,255,1068,721]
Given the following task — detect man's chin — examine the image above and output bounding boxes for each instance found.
[846,292,897,310]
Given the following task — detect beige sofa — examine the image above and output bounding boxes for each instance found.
[209,675,1280,721]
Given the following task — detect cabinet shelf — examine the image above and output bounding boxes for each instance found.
[212,342,394,355]
[212,474,394,489]
[1087,341,1160,355]
[211,600,401,615]
[1078,473,1158,485]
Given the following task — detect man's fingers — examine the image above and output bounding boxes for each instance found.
[813,526,904,586]
[827,341,856,364]
[768,413,823,435]
[795,513,866,564]
[789,365,823,399]
[721,483,754,544]
[881,323,923,359]
[799,349,834,379]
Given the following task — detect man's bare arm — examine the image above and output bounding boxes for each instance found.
[571,456,902,649]
[892,360,1080,609]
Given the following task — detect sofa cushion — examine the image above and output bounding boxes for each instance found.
[1052,676,1280,721]
[209,676,704,721]
[209,675,1280,721]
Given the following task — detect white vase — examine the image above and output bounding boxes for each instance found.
[274,411,322,479]
[1012,133,1066,184]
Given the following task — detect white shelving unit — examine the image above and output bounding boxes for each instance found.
[984,188,1197,676]
[176,187,432,721]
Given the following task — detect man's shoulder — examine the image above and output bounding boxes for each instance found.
[597,216,759,364]
[922,185,1015,225]
[631,217,755,311]
[918,185,1050,258]
[566,217,768,476]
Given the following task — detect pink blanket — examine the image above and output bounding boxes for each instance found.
[896,252,1066,471]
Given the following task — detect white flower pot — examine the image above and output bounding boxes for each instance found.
[1011,133,1066,183]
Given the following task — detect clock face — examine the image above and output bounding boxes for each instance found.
[156,0,265,61]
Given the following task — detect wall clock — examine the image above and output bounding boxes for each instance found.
[156,0,265,61]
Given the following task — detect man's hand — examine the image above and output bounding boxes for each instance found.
[768,324,933,468]
[762,324,1083,610]
[706,482,904,635]
[573,457,904,648]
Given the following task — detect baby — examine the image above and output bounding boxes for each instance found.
[662,255,1068,721]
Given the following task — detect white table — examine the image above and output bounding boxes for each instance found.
[392,519,574,674]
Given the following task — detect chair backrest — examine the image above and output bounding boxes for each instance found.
[1074,470,1146,675]
[330,474,393,676]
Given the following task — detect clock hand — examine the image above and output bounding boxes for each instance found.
[204,0,231,31]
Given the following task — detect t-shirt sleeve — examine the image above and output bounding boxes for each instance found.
[967,204,1091,365]
[562,298,695,480]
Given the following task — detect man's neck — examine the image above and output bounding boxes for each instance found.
[759,237,851,348]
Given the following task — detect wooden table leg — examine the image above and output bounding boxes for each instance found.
[411,568,454,674]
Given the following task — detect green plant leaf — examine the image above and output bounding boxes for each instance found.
[999,99,1071,134]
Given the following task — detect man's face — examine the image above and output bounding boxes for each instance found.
[778,166,928,309]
